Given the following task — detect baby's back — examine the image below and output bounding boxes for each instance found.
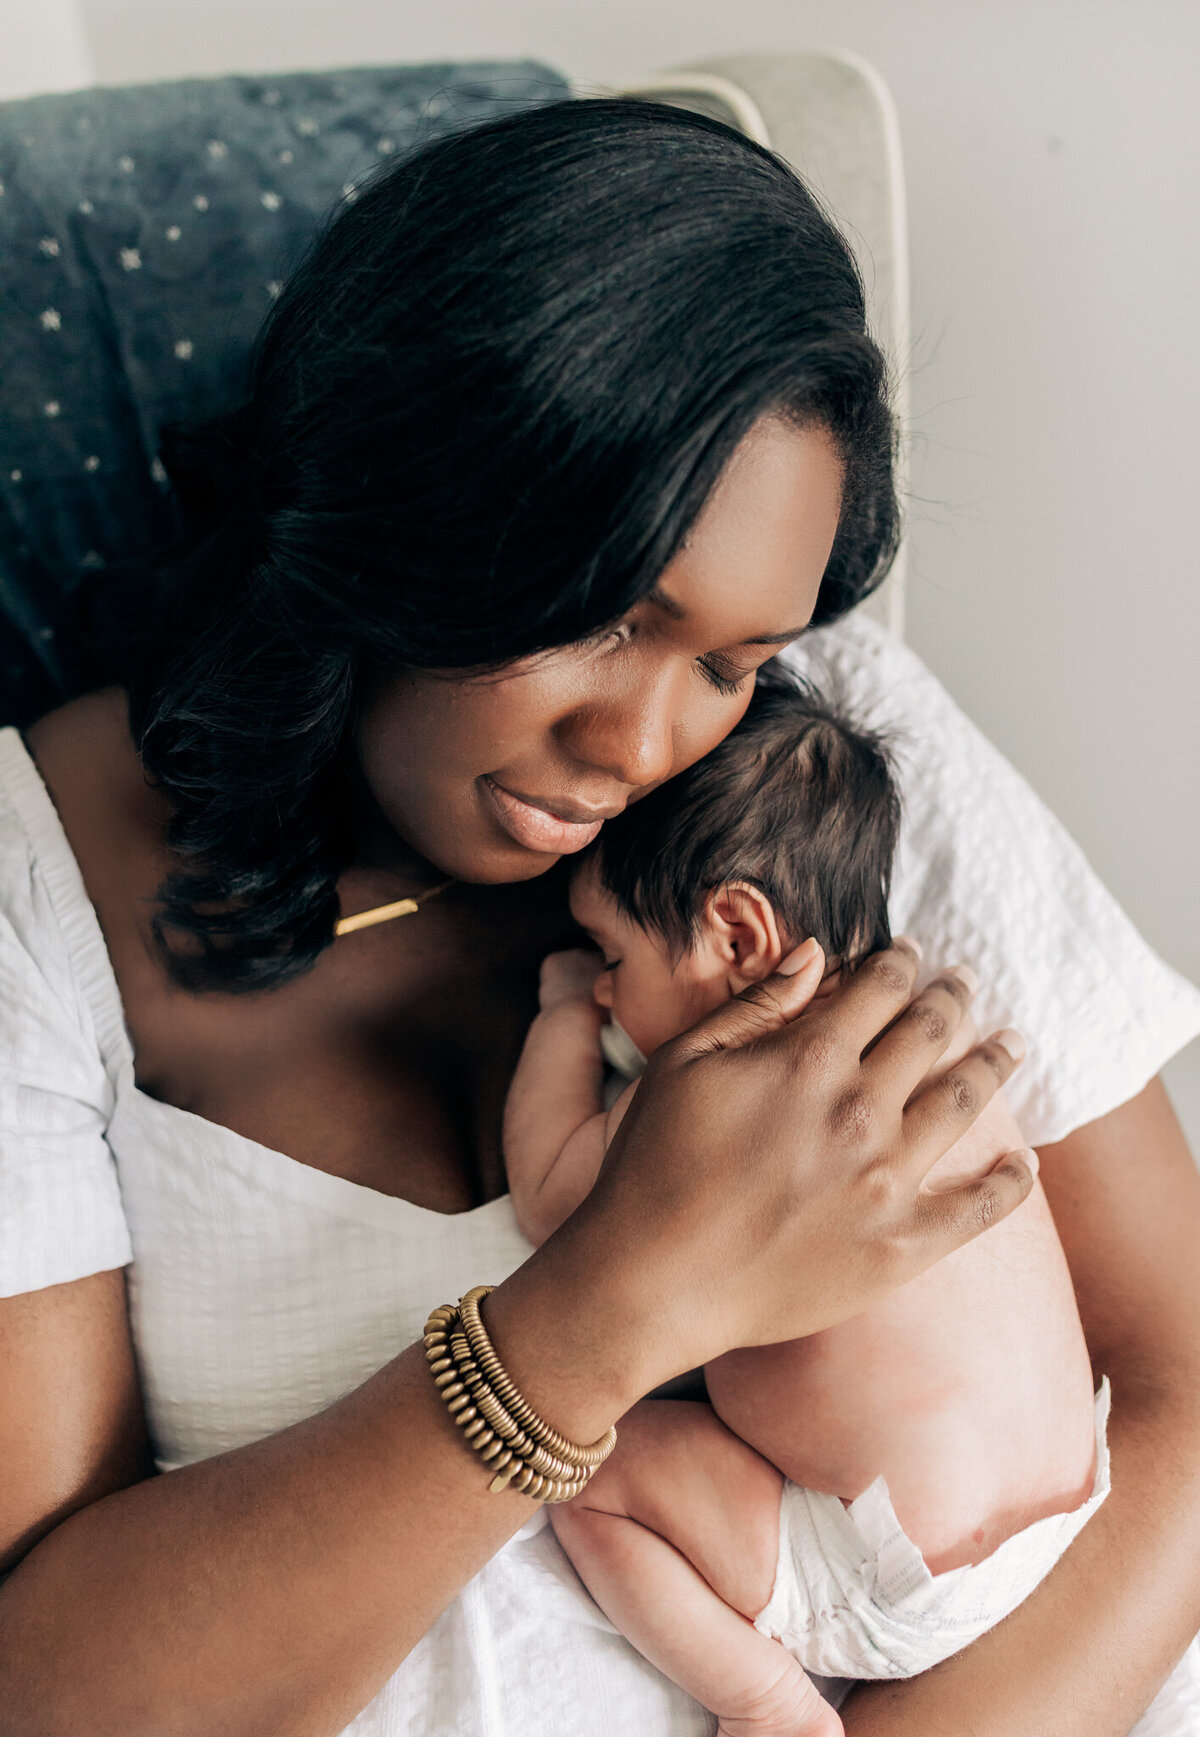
[704,1046,1097,1574]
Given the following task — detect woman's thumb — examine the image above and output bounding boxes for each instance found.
[675,938,825,1059]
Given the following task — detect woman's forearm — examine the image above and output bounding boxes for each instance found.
[0,1232,655,1737]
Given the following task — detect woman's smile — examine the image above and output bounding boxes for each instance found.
[480,775,614,855]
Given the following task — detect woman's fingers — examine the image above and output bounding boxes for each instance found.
[901,1029,1026,1177]
[913,1147,1039,1254]
[803,937,924,1054]
[862,966,978,1097]
[670,939,826,1059]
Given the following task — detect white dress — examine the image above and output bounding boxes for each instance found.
[2,612,1199,1736]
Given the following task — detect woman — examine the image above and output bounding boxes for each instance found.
[0,100,1197,1736]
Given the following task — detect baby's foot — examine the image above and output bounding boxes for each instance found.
[715,1654,843,1737]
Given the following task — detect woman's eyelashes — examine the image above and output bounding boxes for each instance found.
[696,655,751,697]
[584,621,752,698]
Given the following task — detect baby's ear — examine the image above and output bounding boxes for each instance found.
[703,881,786,990]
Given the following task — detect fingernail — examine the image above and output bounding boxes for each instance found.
[948,963,979,995]
[1023,1147,1040,1180]
[994,1027,1026,1063]
[894,934,923,961]
[779,937,822,975]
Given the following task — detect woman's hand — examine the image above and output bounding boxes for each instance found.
[553,937,1034,1388]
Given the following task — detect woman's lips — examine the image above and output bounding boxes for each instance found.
[482,776,609,854]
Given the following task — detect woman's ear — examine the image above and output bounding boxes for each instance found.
[701,882,786,991]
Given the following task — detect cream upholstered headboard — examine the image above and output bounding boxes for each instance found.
[578,53,909,639]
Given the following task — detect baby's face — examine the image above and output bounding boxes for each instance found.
[568,860,729,1057]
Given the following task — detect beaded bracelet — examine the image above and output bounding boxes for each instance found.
[423,1285,618,1502]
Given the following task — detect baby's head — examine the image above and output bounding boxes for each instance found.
[569,668,900,1058]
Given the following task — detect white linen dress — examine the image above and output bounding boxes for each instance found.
[2,612,1199,1735]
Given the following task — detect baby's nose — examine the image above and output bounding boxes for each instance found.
[593,972,614,1009]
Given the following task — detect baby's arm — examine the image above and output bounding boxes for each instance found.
[504,949,636,1246]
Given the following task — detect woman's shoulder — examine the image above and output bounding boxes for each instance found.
[19,685,173,931]
[23,686,155,829]
[0,687,159,1078]
[0,696,136,1299]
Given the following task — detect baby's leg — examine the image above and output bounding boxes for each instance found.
[552,1399,841,1737]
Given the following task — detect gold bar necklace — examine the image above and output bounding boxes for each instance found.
[334,878,456,937]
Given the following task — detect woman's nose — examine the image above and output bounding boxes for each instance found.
[556,681,677,791]
[593,972,614,1009]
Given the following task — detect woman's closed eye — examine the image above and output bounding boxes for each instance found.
[582,621,753,699]
[695,653,752,697]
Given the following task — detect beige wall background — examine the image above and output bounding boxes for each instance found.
[4,0,1198,1148]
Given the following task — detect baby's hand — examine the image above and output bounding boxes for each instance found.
[539,948,604,1013]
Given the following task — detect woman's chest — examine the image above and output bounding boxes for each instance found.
[123,899,561,1211]
[23,695,575,1207]
[111,1068,540,1467]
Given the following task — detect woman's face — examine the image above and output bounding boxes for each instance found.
[356,415,844,883]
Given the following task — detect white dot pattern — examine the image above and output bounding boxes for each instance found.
[0,63,573,711]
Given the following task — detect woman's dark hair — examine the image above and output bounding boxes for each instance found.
[588,664,898,967]
[129,96,900,992]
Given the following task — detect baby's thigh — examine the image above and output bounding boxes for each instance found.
[556,1398,785,1620]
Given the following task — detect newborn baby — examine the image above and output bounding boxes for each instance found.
[503,671,1109,1737]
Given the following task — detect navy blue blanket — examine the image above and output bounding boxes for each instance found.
[0,61,568,724]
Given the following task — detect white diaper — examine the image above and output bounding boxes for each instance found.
[754,1379,1112,1687]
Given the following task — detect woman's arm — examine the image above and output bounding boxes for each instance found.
[0,942,1036,1737]
[839,1075,1200,1736]
[0,1234,662,1737]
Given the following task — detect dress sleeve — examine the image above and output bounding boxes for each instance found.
[0,832,132,1297]
[785,617,1200,1147]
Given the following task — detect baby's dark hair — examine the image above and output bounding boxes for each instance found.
[586,665,899,966]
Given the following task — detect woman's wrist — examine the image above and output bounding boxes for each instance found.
[485,1209,669,1441]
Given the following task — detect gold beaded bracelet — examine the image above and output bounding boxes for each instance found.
[423,1285,618,1502]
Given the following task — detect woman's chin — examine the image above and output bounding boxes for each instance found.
[418,833,564,885]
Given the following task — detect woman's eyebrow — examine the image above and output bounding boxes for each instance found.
[646,586,808,646]
[744,625,810,646]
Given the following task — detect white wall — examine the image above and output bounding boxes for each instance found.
[0,0,91,100]
[5,0,1198,1145]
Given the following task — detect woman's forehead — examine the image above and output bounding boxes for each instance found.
[658,417,843,641]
